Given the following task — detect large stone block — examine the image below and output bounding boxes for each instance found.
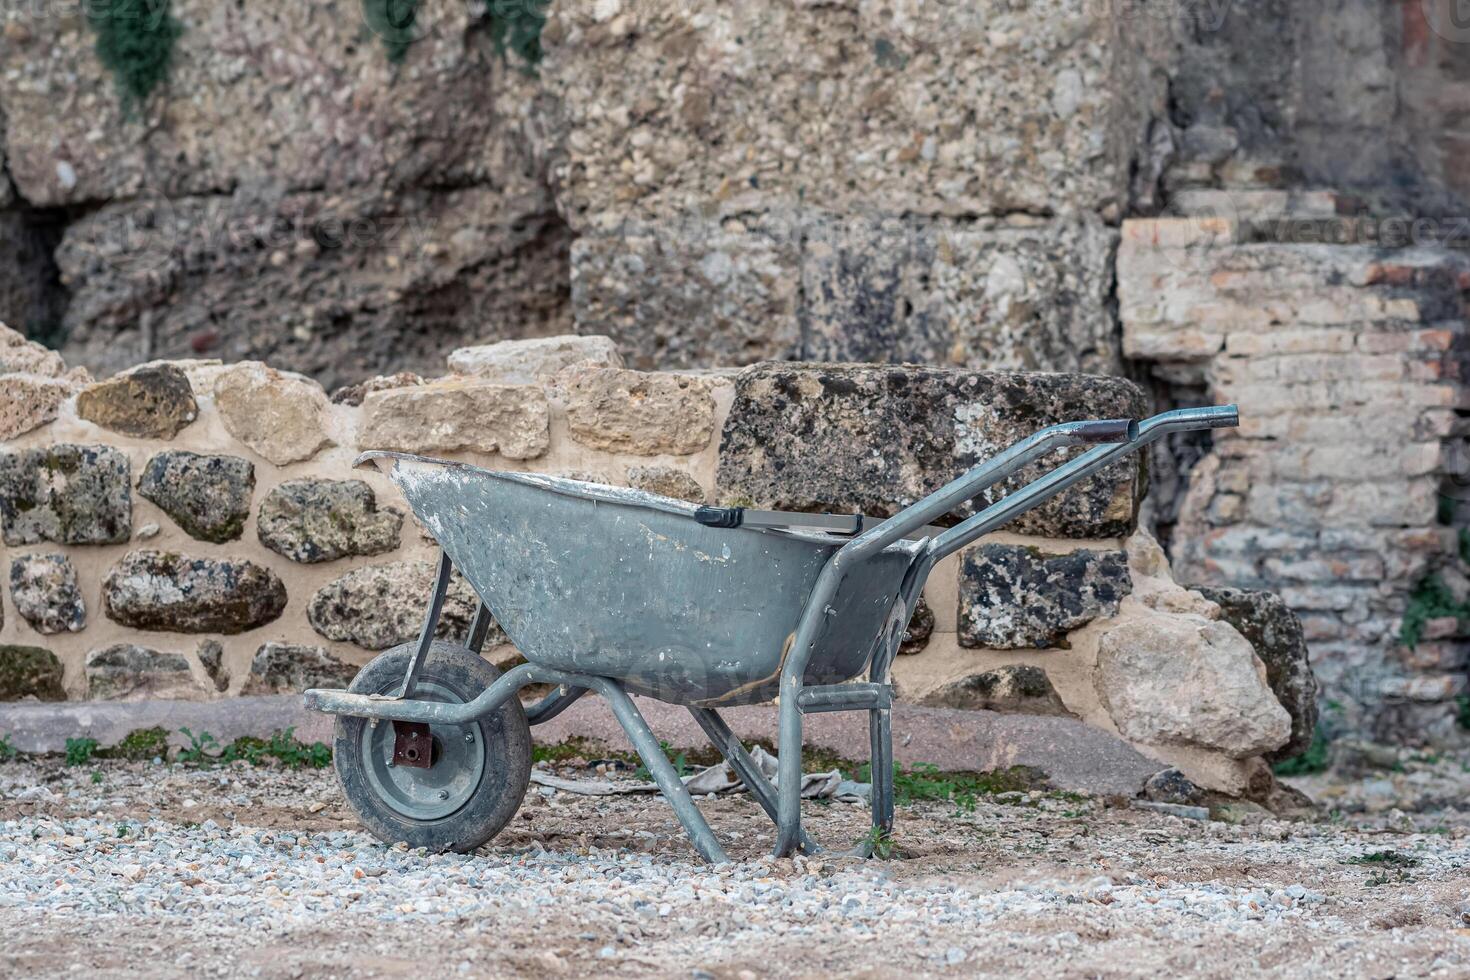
[803,214,1120,376]
[0,2,515,207]
[358,380,550,460]
[213,362,333,466]
[958,546,1132,649]
[1195,585,1320,763]
[85,644,206,701]
[136,451,255,544]
[75,364,198,439]
[540,0,1162,224]
[715,364,1147,537]
[55,187,572,388]
[0,444,132,546]
[1095,615,1292,759]
[257,478,403,563]
[0,644,66,701]
[560,368,719,456]
[102,551,287,634]
[307,560,486,650]
[570,223,801,369]
[8,554,85,635]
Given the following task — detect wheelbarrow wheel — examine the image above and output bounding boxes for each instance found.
[333,640,531,853]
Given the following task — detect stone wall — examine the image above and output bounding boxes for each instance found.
[1,327,1309,794]
[1120,209,1470,744]
[0,0,1172,387]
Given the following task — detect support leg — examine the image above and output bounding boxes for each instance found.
[773,673,806,857]
[689,707,818,854]
[869,707,894,835]
[600,681,729,864]
[399,549,453,698]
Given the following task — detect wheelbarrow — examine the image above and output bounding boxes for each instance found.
[305,404,1239,862]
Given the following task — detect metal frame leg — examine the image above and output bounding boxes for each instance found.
[773,678,807,857]
[869,707,894,836]
[601,681,729,864]
[689,707,818,854]
[399,549,453,698]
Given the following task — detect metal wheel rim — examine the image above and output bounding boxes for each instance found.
[360,677,487,821]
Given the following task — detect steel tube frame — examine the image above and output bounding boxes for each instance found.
[309,405,1238,863]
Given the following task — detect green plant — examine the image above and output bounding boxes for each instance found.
[64,737,99,767]
[87,0,183,110]
[1272,725,1330,777]
[483,0,551,71]
[634,740,690,781]
[863,825,894,859]
[90,771,103,785]
[1399,575,1468,648]
[177,728,221,766]
[105,726,169,762]
[1346,850,1419,867]
[861,763,1045,814]
[0,734,16,761]
[1457,695,1470,731]
[180,727,331,769]
[363,0,420,63]
[115,822,130,838]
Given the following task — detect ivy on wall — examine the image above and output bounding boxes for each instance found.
[87,0,183,110]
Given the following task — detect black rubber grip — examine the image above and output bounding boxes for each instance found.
[694,505,744,528]
[1075,419,1135,443]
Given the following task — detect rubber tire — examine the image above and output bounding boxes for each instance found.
[334,640,531,853]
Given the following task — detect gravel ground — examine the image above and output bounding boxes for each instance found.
[2,750,1469,979]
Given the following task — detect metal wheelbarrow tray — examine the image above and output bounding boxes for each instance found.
[306,405,1239,863]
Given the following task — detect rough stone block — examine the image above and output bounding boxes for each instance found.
[715,363,1147,537]
[0,374,83,441]
[213,362,334,466]
[8,554,85,635]
[75,364,198,439]
[307,561,487,650]
[560,368,718,456]
[0,444,132,546]
[448,335,623,383]
[136,452,255,544]
[541,0,1161,223]
[241,643,358,695]
[55,186,571,388]
[918,664,1074,717]
[198,640,229,693]
[570,224,801,370]
[1194,585,1319,763]
[803,214,1120,376]
[625,466,706,503]
[1095,615,1292,759]
[358,380,550,460]
[0,323,67,377]
[102,551,287,634]
[0,644,66,701]
[958,546,1132,649]
[84,644,206,701]
[257,478,403,563]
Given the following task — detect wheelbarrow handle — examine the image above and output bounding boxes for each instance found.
[924,404,1239,562]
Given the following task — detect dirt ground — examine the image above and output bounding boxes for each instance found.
[1,751,1468,979]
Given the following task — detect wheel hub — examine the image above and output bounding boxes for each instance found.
[360,679,486,821]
